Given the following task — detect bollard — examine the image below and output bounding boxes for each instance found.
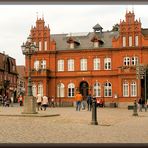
[133,100,138,116]
[91,97,98,125]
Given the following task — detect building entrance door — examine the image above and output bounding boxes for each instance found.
[79,81,89,100]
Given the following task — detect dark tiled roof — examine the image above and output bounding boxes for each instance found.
[93,23,103,30]
[0,53,4,70]
[51,31,119,50]
[142,28,148,36]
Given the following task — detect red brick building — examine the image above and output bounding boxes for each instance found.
[16,65,26,96]
[24,11,148,107]
[0,52,18,102]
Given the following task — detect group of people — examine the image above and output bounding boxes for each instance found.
[75,92,103,111]
[0,94,14,107]
[138,98,147,112]
[36,94,55,111]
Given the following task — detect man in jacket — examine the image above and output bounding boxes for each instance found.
[75,92,83,111]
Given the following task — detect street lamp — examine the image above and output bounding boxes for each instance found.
[21,35,38,114]
[136,64,147,103]
[58,83,62,107]
[21,35,38,96]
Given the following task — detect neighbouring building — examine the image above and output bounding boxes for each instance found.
[0,52,18,102]
[23,11,148,107]
[16,65,26,96]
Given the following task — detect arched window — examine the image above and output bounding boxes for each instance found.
[123,57,130,66]
[68,83,75,97]
[34,60,39,70]
[131,81,137,97]
[57,83,65,97]
[104,82,112,97]
[32,84,37,97]
[38,83,43,97]
[93,82,101,97]
[123,81,129,97]
[93,58,100,70]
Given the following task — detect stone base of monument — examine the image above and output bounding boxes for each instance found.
[22,96,38,114]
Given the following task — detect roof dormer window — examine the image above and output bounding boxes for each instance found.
[91,34,104,48]
[67,36,80,49]
[70,43,74,49]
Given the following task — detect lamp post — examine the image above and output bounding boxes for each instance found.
[136,64,147,105]
[58,83,61,107]
[144,67,147,105]
[21,35,38,114]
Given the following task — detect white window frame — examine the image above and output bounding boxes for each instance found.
[44,41,47,51]
[104,82,112,97]
[34,60,40,71]
[38,83,43,97]
[68,83,75,97]
[131,81,137,97]
[135,36,138,46]
[41,60,46,69]
[32,84,37,97]
[57,83,65,97]
[129,36,132,47]
[104,58,111,70]
[70,43,74,49]
[39,41,42,51]
[93,58,100,70]
[94,42,99,48]
[93,82,101,97]
[58,60,64,71]
[131,57,138,66]
[123,36,126,47]
[68,59,74,71]
[123,81,129,97]
[80,58,87,71]
[124,57,130,66]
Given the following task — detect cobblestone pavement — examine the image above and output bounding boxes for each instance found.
[0,104,148,143]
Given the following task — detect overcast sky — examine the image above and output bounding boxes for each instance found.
[0,5,147,66]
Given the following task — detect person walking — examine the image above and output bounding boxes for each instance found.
[144,100,147,112]
[41,95,48,111]
[10,94,14,107]
[51,96,55,107]
[75,92,83,111]
[18,95,23,106]
[138,97,142,112]
[87,94,92,111]
[36,94,42,111]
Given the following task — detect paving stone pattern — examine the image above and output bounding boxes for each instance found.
[0,104,148,143]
